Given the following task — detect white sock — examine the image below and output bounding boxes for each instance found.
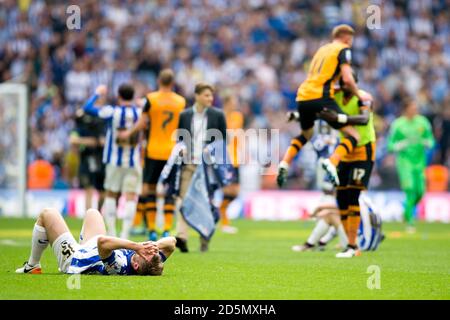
[336,224,349,248]
[120,200,137,239]
[103,197,117,237]
[320,226,337,244]
[79,224,85,242]
[307,219,330,245]
[28,224,49,266]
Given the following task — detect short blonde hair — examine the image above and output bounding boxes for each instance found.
[332,24,355,39]
[158,69,175,86]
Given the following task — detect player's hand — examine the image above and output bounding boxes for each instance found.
[358,91,372,105]
[95,85,108,96]
[318,108,338,123]
[394,140,409,152]
[156,183,166,197]
[117,130,131,141]
[277,161,289,188]
[286,111,300,122]
[136,242,159,261]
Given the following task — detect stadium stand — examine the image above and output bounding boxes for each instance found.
[0,0,448,190]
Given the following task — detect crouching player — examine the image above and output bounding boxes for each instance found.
[292,174,348,252]
[16,208,176,275]
[293,190,383,252]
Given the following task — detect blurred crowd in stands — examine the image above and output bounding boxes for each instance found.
[0,0,448,190]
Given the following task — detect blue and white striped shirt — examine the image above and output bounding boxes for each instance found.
[67,239,135,275]
[84,94,141,168]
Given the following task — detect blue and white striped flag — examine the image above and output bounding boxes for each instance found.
[358,194,383,251]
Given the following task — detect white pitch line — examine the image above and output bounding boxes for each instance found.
[0,239,28,246]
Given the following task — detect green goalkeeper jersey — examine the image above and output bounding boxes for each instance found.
[335,89,376,147]
[387,115,435,168]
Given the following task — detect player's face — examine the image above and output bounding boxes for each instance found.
[196,89,214,107]
[131,253,155,272]
[405,102,418,117]
[225,96,237,110]
[342,34,354,47]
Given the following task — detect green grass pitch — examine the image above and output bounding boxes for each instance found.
[0,218,448,299]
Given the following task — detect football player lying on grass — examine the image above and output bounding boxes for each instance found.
[16,208,176,275]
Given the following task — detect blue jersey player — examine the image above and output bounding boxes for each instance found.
[16,208,176,275]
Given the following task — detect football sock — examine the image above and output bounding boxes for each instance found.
[121,200,137,239]
[320,226,336,244]
[307,219,330,245]
[347,205,361,247]
[282,134,308,165]
[336,223,349,248]
[220,195,234,226]
[404,189,416,226]
[163,197,175,231]
[340,211,349,235]
[145,194,157,231]
[28,224,48,266]
[329,136,358,167]
[133,196,146,227]
[103,197,117,237]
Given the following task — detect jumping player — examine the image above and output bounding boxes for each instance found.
[277,24,370,188]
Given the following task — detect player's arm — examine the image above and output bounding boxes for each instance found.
[340,64,362,100]
[155,236,177,260]
[117,98,150,141]
[311,205,339,217]
[338,48,370,104]
[421,117,435,149]
[97,236,158,261]
[319,93,373,125]
[69,131,98,147]
[387,121,407,153]
[83,85,114,119]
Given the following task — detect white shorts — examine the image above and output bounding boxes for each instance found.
[104,164,142,194]
[318,194,337,207]
[53,233,102,274]
[52,232,80,273]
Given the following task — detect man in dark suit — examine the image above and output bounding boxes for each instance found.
[175,83,227,253]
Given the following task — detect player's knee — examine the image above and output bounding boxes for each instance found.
[329,212,342,227]
[39,208,59,226]
[322,215,332,225]
[352,131,360,142]
[167,236,177,246]
[40,207,59,219]
[86,208,101,218]
[106,190,119,199]
[124,192,136,201]
[302,129,314,140]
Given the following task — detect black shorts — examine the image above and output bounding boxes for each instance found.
[297,98,347,130]
[143,158,167,185]
[230,166,240,184]
[79,159,105,191]
[337,160,374,189]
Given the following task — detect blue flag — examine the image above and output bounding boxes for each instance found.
[180,163,218,240]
